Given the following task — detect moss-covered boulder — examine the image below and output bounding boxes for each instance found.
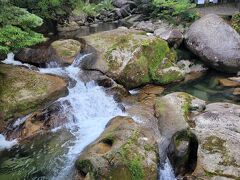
[192,103,240,179]
[81,27,184,89]
[50,39,81,65]
[75,116,158,180]
[0,64,68,124]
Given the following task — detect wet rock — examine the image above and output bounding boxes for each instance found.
[233,87,240,95]
[105,84,130,102]
[15,39,81,66]
[168,130,198,176]
[0,129,74,179]
[219,78,240,87]
[50,39,82,65]
[0,54,7,61]
[3,102,69,140]
[192,103,240,179]
[81,27,184,89]
[75,116,158,180]
[0,64,68,123]
[15,47,55,65]
[185,14,240,73]
[138,84,164,96]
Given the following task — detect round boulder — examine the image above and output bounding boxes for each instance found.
[185,14,240,73]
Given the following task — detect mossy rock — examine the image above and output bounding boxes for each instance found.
[0,64,68,123]
[81,27,183,89]
[75,116,158,180]
[51,39,82,65]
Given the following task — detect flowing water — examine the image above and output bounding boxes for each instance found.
[0,54,124,179]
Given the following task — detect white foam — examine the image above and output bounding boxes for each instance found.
[0,134,17,151]
[2,53,32,68]
[159,158,176,180]
[39,55,124,179]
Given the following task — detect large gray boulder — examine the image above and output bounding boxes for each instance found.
[192,103,240,179]
[185,14,240,73]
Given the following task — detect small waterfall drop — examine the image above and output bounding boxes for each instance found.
[159,158,176,180]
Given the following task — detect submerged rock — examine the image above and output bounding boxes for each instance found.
[185,14,240,73]
[75,116,158,180]
[81,27,184,89]
[0,64,68,123]
[219,77,240,87]
[3,102,69,140]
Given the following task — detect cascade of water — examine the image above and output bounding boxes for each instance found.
[159,158,177,180]
[39,54,124,179]
[0,134,17,151]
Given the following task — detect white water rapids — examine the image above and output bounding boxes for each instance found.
[1,53,176,180]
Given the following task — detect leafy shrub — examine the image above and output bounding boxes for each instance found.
[151,0,198,24]
[73,0,113,16]
[0,1,45,55]
[10,0,77,23]
[232,12,240,33]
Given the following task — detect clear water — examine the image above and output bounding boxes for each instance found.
[164,71,240,104]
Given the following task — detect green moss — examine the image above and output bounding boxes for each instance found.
[154,68,184,84]
[232,13,240,34]
[202,135,226,154]
[144,144,155,152]
[145,39,171,80]
[154,99,166,117]
[177,92,194,121]
[128,156,144,180]
[118,130,145,180]
[0,64,65,122]
[204,169,239,179]
[202,135,239,168]
[174,130,192,147]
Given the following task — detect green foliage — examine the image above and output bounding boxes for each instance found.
[232,13,240,33]
[151,0,198,24]
[73,0,113,16]
[0,2,45,55]
[10,0,77,22]
[0,26,44,54]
